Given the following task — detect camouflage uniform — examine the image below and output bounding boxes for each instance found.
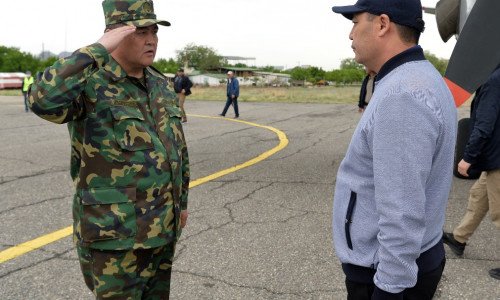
[28,1,188,298]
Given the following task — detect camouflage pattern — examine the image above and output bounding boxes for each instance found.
[77,244,175,299]
[102,0,170,28]
[28,43,189,251]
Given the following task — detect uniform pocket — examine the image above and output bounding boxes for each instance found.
[111,108,153,151]
[80,187,137,243]
[345,191,357,250]
[165,104,181,118]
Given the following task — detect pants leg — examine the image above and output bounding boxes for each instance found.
[453,172,489,243]
[143,243,176,300]
[221,96,232,116]
[23,91,29,111]
[176,93,187,122]
[403,259,445,300]
[232,97,239,117]
[486,168,500,230]
[345,279,375,300]
[344,259,445,300]
[77,244,176,300]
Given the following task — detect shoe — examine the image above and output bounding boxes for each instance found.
[234,116,239,119]
[442,232,466,256]
[218,114,225,117]
[489,268,500,280]
[182,120,188,124]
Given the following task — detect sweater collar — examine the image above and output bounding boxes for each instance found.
[375,45,426,82]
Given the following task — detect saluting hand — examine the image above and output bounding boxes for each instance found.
[97,25,136,53]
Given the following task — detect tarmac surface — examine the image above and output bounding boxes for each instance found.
[0,96,499,299]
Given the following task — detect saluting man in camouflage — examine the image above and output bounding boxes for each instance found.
[28,1,189,298]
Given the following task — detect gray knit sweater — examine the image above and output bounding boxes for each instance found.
[332,46,457,294]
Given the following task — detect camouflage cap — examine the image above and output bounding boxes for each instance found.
[102,0,170,28]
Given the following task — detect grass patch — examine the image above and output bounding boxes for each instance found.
[3,85,470,106]
[0,89,23,96]
[189,86,360,104]
[2,86,358,104]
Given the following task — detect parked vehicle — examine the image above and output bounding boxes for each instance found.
[0,72,26,89]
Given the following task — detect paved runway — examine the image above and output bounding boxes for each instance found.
[0,96,499,299]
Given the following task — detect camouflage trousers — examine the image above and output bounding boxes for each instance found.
[77,243,176,300]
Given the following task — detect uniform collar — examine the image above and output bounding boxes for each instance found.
[375,45,426,82]
[103,56,161,87]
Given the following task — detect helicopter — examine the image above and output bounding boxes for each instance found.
[424,0,500,179]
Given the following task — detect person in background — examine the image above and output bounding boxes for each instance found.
[28,0,189,298]
[443,65,500,281]
[331,0,457,298]
[358,68,376,112]
[184,72,193,100]
[174,67,190,123]
[22,71,34,112]
[220,70,239,118]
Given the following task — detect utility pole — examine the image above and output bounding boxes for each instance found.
[184,50,197,72]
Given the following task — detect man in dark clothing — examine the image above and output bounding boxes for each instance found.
[174,67,190,123]
[220,71,239,118]
[443,64,500,280]
[358,68,376,112]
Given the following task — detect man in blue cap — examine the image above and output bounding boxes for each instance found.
[331,0,457,299]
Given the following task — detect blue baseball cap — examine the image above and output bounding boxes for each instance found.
[332,0,425,32]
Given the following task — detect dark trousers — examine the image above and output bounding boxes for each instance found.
[345,259,445,300]
[22,91,29,111]
[221,96,239,117]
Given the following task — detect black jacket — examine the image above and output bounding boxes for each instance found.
[358,75,375,108]
[174,75,192,94]
[464,65,500,172]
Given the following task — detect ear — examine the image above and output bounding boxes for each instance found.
[377,14,391,37]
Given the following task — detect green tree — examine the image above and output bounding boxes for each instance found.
[325,69,364,84]
[0,46,40,73]
[308,66,326,83]
[153,58,178,73]
[175,43,226,72]
[260,65,280,73]
[424,51,448,75]
[234,63,248,68]
[344,69,365,83]
[39,57,58,71]
[340,58,364,71]
[290,67,308,81]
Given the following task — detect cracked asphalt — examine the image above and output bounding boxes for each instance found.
[1,96,499,299]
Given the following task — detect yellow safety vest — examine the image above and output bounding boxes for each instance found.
[23,76,34,92]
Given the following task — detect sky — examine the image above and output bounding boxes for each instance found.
[1,0,456,70]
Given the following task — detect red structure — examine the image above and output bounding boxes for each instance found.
[0,72,26,89]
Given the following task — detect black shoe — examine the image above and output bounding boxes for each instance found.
[218,114,225,117]
[489,268,500,280]
[234,115,239,119]
[442,232,466,256]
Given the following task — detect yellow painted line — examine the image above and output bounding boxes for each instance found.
[0,115,288,264]
[188,114,289,186]
[0,227,73,263]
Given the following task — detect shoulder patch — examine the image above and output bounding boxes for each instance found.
[148,66,167,79]
[112,99,139,108]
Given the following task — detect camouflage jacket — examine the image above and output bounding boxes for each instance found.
[29,43,189,250]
